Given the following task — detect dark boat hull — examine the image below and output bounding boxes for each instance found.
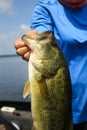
[0,101,32,130]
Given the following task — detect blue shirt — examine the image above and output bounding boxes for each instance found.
[31,0,87,124]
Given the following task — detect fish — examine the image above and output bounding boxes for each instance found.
[22,31,73,130]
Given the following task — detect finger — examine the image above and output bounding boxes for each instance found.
[14,38,25,49]
[16,46,29,56]
[22,52,30,61]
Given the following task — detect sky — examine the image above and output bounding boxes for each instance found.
[0,0,37,55]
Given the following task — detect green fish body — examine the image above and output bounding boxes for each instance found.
[22,31,73,130]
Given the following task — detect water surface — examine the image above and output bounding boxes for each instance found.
[0,55,29,102]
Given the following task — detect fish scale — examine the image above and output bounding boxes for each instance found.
[22,31,73,130]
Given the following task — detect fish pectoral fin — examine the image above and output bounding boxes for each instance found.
[23,80,31,99]
[37,80,49,101]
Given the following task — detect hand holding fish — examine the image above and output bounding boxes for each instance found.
[14,30,38,61]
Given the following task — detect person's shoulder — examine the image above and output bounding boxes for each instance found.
[37,0,58,5]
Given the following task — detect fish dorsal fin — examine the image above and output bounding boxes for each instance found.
[23,80,31,99]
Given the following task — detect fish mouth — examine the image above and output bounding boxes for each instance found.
[21,35,37,51]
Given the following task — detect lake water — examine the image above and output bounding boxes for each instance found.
[0,55,29,102]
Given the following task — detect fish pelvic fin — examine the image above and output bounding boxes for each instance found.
[37,80,49,101]
[23,80,31,99]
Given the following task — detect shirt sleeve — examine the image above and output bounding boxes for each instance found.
[30,2,53,33]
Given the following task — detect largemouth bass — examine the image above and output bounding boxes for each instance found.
[22,31,73,130]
